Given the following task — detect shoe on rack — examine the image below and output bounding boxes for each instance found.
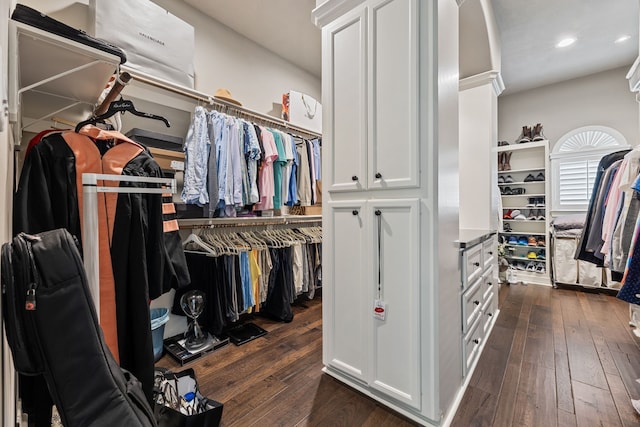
[508,235,518,245]
[498,140,510,147]
[513,212,527,220]
[524,174,536,182]
[511,188,526,195]
[504,223,512,232]
[534,172,545,181]
[504,175,514,183]
[528,236,538,246]
[536,263,546,274]
[537,250,546,260]
[527,251,538,259]
[516,261,526,270]
[504,152,512,171]
[498,153,505,171]
[526,262,536,272]
[537,236,546,247]
[526,198,536,207]
[535,197,545,207]
[536,210,546,221]
[498,175,505,184]
[518,236,528,246]
[532,123,546,141]
[516,125,532,144]
[503,209,513,219]
[527,210,537,220]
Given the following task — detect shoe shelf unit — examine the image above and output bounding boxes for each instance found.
[497,139,550,285]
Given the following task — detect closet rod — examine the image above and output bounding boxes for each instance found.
[121,67,323,138]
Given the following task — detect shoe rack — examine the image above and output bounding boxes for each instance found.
[497,139,550,286]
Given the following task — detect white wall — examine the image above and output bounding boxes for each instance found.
[498,66,639,150]
[21,0,321,115]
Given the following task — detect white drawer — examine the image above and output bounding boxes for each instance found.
[481,292,497,336]
[462,276,483,333]
[482,237,496,270]
[482,267,496,303]
[462,243,483,291]
[463,316,483,376]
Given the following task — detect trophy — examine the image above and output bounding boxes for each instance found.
[180,290,215,352]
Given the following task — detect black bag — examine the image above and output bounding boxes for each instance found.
[11,3,127,63]
[154,368,223,427]
[1,229,156,426]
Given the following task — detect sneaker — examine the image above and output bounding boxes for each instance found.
[537,251,546,260]
[498,140,510,146]
[504,223,512,232]
[527,210,536,220]
[526,262,536,272]
[516,261,526,270]
[502,187,512,195]
[498,175,505,184]
[504,175,514,183]
[535,263,546,274]
[508,236,518,245]
[518,236,528,246]
[528,236,538,246]
[537,236,546,247]
[526,198,536,207]
[511,188,526,195]
[534,172,545,181]
[527,251,538,259]
[536,210,546,221]
[535,197,545,207]
[524,174,536,182]
[503,209,513,219]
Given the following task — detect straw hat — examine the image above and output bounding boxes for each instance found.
[214,88,242,106]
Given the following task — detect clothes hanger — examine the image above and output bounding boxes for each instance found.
[183,232,217,256]
[75,98,170,132]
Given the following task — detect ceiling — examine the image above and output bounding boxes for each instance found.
[184,0,639,94]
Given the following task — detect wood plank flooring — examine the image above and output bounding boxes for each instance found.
[451,284,640,427]
[157,284,640,426]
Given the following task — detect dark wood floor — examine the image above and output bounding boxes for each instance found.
[157,284,640,426]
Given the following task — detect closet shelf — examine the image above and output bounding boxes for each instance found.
[501,193,546,198]
[505,255,545,262]
[178,215,322,229]
[499,231,547,236]
[503,219,546,222]
[496,140,549,152]
[9,20,121,147]
[498,167,545,174]
[498,181,546,185]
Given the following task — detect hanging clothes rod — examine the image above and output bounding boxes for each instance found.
[120,66,322,139]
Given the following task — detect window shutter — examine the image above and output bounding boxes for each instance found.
[557,158,600,207]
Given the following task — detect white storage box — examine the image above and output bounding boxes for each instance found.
[89,0,195,88]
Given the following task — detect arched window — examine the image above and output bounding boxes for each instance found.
[551,126,630,212]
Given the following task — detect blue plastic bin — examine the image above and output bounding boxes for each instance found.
[150,308,170,362]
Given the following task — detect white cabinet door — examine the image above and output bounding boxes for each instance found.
[324,200,370,382]
[369,198,421,409]
[367,0,419,190]
[324,8,367,192]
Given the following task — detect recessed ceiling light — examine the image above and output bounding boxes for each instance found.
[615,35,631,44]
[556,37,576,48]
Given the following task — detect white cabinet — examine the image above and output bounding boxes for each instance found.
[324,199,421,407]
[497,140,550,285]
[459,233,499,376]
[316,0,461,424]
[324,0,419,193]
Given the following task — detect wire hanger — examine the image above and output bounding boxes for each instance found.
[75,98,171,132]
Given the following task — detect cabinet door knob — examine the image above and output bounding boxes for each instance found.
[488,282,493,286]
[375,210,382,216]
[473,339,480,344]
[474,300,480,306]
[489,251,493,255]
[352,210,359,216]
[488,312,493,317]
[352,175,359,181]
[375,172,382,179]
[474,262,480,267]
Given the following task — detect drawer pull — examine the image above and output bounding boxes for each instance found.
[473,339,480,344]
[352,175,359,181]
[473,262,480,267]
[488,312,493,317]
[473,300,480,306]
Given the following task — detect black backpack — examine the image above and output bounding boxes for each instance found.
[1,228,156,426]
